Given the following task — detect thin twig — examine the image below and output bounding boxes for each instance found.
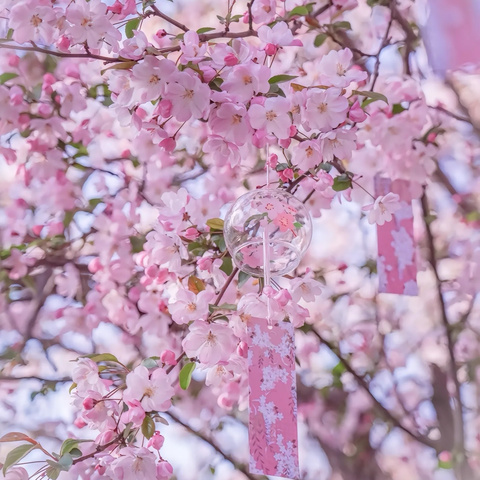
[0,43,123,63]
[168,411,259,480]
[150,4,189,32]
[311,327,439,450]
[421,192,466,457]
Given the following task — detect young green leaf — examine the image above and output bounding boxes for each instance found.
[0,73,19,84]
[352,90,388,105]
[179,362,196,390]
[141,415,156,439]
[332,174,352,192]
[125,17,141,38]
[206,218,224,231]
[2,444,37,474]
[314,33,328,47]
[268,74,298,85]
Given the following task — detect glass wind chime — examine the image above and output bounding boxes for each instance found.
[224,151,312,479]
[223,151,419,479]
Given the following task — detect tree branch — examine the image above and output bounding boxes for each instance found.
[149,4,189,32]
[420,192,466,457]
[311,327,439,450]
[0,42,123,63]
[168,411,260,480]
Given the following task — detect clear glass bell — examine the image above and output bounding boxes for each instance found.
[224,189,312,277]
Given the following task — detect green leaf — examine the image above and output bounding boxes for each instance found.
[289,5,310,16]
[58,454,73,471]
[219,256,233,275]
[268,74,298,85]
[69,448,82,458]
[129,235,146,253]
[88,198,103,208]
[179,362,196,390]
[197,27,215,34]
[332,20,352,30]
[60,439,89,457]
[206,218,224,231]
[63,211,74,228]
[0,433,36,444]
[352,90,388,105]
[3,444,37,474]
[392,103,407,115]
[237,271,251,288]
[85,353,120,364]
[314,33,328,47]
[318,163,332,173]
[46,466,60,480]
[0,73,19,84]
[125,17,141,38]
[332,174,352,192]
[293,222,302,229]
[141,416,155,439]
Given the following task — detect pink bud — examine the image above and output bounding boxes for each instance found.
[160,137,176,152]
[95,465,106,475]
[349,100,367,123]
[237,341,248,358]
[32,225,44,236]
[82,397,96,410]
[8,55,20,67]
[279,168,294,182]
[427,132,437,143]
[56,35,71,51]
[18,113,30,125]
[184,227,200,240]
[107,0,123,13]
[157,461,174,479]
[438,451,452,463]
[155,29,167,38]
[121,149,131,158]
[242,11,250,24]
[147,431,165,450]
[267,153,278,168]
[265,43,278,56]
[160,350,177,366]
[88,258,102,273]
[224,53,239,66]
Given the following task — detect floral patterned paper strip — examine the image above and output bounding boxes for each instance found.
[375,176,418,296]
[248,317,299,479]
[424,0,480,75]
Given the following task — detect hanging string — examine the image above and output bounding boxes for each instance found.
[263,143,273,328]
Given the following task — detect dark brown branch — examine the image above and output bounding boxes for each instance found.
[311,327,439,450]
[0,375,71,383]
[420,192,466,456]
[150,4,189,32]
[0,43,123,63]
[168,411,259,480]
[213,267,239,307]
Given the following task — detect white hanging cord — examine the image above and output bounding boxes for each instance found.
[263,143,273,327]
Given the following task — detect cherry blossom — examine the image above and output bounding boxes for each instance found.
[182,321,237,366]
[303,87,349,131]
[318,48,368,88]
[363,192,402,225]
[248,97,292,139]
[123,366,174,412]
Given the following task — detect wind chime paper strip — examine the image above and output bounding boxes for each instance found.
[248,317,299,479]
[375,176,418,296]
[423,0,480,75]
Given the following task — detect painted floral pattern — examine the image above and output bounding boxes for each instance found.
[248,317,299,479]
[375,176,418,295]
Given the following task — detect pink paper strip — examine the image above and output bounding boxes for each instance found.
[424,0,480,75]
[375,177,418,296]
[248,318,299,479]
